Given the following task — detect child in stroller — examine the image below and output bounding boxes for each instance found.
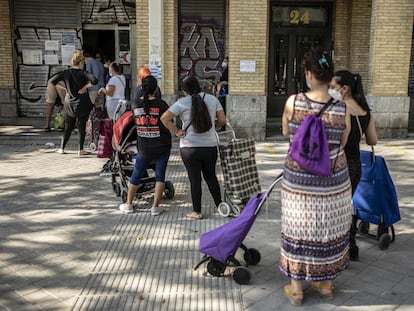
[109,107,175,210]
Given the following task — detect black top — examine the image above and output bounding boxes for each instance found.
[344,112,371,160]
[132,98,172,158]
[219,67,228,82]
[50,68,98,117]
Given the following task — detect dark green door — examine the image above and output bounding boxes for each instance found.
[267,3,332,120]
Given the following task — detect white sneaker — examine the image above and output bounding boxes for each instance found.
[150,206,164,216]
[119,203,134,214]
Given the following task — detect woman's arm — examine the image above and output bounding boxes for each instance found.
[365,113,378,145]
[341,108,351,147]
[98,85,115,96]
[216,110,226,128]
[161,110,186,138]
[281,95,295,137]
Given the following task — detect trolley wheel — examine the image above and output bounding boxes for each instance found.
[358,221,370,234]
[232,266,251,285]
[378,233,391,250]
[164,181,175,199]
[112,182,121,196]
[89,142,97,152]
[244,248,261,266]
[207,260,226,277]
[231,205,241,217]
[121,190,128,203]
[218,202,231,217]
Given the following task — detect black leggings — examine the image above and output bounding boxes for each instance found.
[61,114,89,150]
[180,147,222,213]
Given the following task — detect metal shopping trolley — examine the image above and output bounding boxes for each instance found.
[216,123,261,217]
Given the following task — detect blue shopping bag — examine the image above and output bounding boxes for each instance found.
[352,149,400,227]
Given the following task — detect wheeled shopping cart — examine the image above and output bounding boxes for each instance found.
[352,146,400,251]
[216,124,261,217]
[194,173,283,285]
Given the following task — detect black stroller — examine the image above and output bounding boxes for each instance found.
[108,110,175,203]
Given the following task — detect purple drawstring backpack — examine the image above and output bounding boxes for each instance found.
[289,99,335,176]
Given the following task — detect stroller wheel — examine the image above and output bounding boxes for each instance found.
[233,266,251,285]
[231,205,241,217]
[112,182,121,196]
[378,233,391,250]
[218,202,231,217]
[164,181,175,199]
[121,190,128,203]
[207,259,226,277]
[89,142,97,152]
[244,248,261,266]
[358,221,370,234]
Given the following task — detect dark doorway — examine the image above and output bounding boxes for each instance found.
[267,3,332,136]
[83,30,115,62]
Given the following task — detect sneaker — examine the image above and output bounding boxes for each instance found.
[56,148,65,154]
[119,203,134,214]
[186,211,203,219]
[78,150,90,157]
[150,206,164,216]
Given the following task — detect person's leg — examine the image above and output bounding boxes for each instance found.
[44,102,54,130]
[200,147,222,206]
[119,154,151,213]
[284,279,303,306]
[58,114,76,152]
[151,150,171,215]
[180,147,203,214]
[44,81,58,130]
[77,114,89,153]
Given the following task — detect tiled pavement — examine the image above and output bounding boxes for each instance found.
[0,126,413,310]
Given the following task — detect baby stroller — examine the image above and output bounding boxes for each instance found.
[110,110,175,203]
[216,123,261,217]
[352,147,400,251]
[194,173,283,285]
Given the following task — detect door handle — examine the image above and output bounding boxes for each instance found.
[293,57,297,79]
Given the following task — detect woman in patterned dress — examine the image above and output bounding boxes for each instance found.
[280,47,352,305]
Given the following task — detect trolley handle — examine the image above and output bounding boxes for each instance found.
[215,119,236,144]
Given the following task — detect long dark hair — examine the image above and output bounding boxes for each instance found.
[182,76,212,133]
[333,70,370,111]
[141,75,158,114]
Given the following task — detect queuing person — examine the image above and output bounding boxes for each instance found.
[49,50,98,156]
[118,76,172,215]
[330,70,378,260]
[84,51,105,107]
[133,66,161,102]
[98,62,126,120]
[215,56,228,113]
[44,75,66,132]
[280,47,351,305]
[161,75,226,219]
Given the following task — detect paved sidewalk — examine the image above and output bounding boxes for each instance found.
[0,126,413,310]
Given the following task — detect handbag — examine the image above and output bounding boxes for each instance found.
[289,99,335,176]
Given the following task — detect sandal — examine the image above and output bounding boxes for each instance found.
[311,282,334,300]
[186,211,203,219]
[284,285,303,306]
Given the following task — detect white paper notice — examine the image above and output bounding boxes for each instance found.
[45,40,59,51]
[240,60,256,73]
[44,54,59,65]
[22,50,43,65]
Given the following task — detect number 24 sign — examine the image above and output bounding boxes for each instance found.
[290,10,310,25]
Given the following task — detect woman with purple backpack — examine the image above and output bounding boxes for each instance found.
[280,47,352,306]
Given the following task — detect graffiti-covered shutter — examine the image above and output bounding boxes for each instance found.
[179,0,226,90]
[12,0,80,117]
[12,0,79,27]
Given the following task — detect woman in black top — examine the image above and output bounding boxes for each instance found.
[50,50,98,156]
[330,70,377,260]
[118,75,172,215]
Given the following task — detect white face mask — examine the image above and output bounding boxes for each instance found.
[328,88,343,101]
[305,77,311,90]
[222,61,227,68]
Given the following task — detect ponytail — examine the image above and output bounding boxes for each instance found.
[190,93,212,133]
[353,74,371,111]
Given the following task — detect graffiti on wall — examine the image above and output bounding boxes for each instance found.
[179,21,224,93]
[14,27,81,116]
[82,0,136,24]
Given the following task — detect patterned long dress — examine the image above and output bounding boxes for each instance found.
[279,92,352,281]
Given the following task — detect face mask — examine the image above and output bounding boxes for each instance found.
[328,88,343,101]
[305,77,311,90]
[222,61,227,68]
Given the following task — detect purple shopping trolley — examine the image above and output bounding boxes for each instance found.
[194,173,283,285]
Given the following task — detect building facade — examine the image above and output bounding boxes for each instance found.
[0,0,413,141]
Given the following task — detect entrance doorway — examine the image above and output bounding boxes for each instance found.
[267,3,332,135]
[83,29,115,62]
